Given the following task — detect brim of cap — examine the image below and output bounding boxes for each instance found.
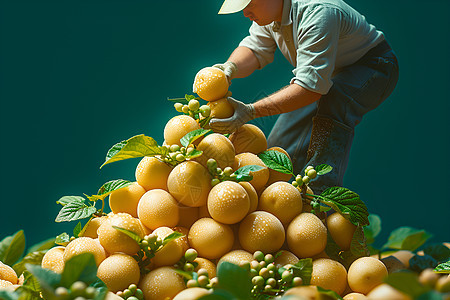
[218,0,251,14]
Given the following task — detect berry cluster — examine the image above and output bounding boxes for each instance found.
[174,99,211,120]
[159,144,196,166]
[54,281,98,300]
[116,284,144,300]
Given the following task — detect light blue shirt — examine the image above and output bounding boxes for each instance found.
[239,0,385,94]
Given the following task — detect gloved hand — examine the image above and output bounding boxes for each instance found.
[209,97,255,133]
[212,61,238,81]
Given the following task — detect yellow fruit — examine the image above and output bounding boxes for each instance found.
[108,182,146,218]
[274,250,299,269]
[258,182,302,226]
[207,181,250,224]
[167,161,212,207]
[207,98,234,118]
[366,283,412,300]
[436,275,450,293]
[0,261,18,284]
[97,253,140,292]
[195,133,235,170]
[286,213,327,258]
[98,213,144,255]
[390,250,415,268]
[177,205,200,228]
[83,216,108,239]
[238,211,285,254]
[419,268,440,288]
[348,256,388,294]
[235,152,269,192]
[343,292,368,300]
[105,292,124,300]
[135,156,172,191]
[194,257,217,278]
[310,258,347,295]
[265,146,293,186]
[164,115,201,146]
[41,246,65,274]
[152,227,184,267]
[188,218,234,259]
[327,212,356,251]
[239,182,258,214]
[139,267,185,300]
[63,237,106,266]
[137,189,179,230]
[173,287,211,300]
[193,67,229,101]
[0,279,13,289]
[218,250,253,268]
[229,124,267,154]
[284,285,320,299]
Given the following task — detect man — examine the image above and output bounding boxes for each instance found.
[203,0,399,193]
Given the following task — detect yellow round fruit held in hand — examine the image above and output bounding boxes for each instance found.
[97,213,144,255]
[139,266,186,300]
[235,152,269,193]
[194,133,235,170]
[310,258,348,295]
[137,189,179,230]
[152,227,184,267]
[135,156,172,191]
[164,115,200,147]
[286,212,327,258]
[229,124,267,154]
[207,98,234,119]
[41,246,65,274]
[239,211,285,254]
[188,218,234,260]
[193,67,229,101]
[258,181,302,226]
[207,181,250,224]
[0,261,18,284]
[63,237,106,266]
[108,182,146,218]
[327,212,357,251]
[97,253,140,293]
[348,256,388,294]
[167,161,212,207]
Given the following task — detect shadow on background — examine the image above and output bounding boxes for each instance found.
[1,0,449,248]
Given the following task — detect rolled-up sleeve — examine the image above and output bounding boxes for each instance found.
[291,6,342,94]
[239,22,277,69]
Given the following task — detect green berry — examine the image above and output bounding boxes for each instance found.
[145,233,157,244]
[186,279,199,288]
[267,263,276,272]
[264,284,273,291]
[188,99,200,111]
[292,181,299,187]
[259,260,267,268]
[282,270,293,282]
[250,268,258,277]
[253,251,264,262]
[307,169,317,179]
[134,289,144,300]
[211,178,220,186]
[305,166,314,172]
[85,286,97,298]
[223,167,233,176]
[197,268,209,277]
[259,267,269,279]
[295,176,303,185]
[170,144,180,152]
[216,167,222,175]
[207,158,217,169]
[174,103,183,112]
[184,248,198,262]
[70,281,87,297]
[197,275,209,287]
[266,278,277,288]
[184,262,195,272]
[210,277,219,288]
[239,261,251,271]
[264,254,274,264]
[182,105,190,114]
[127,297,139,300]
[128,284,137,294]
[252,276,265,287]
[292,276,303,286]
[250,260,261,272]
[123,289,133,298]
[302,176,310,184]
[141,240,149,248]
[199,105,211,117]
[186,147,195,155]
[176,153,185,162]
[55,287,69,298]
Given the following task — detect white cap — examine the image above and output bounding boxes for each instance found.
[218,0,251,14]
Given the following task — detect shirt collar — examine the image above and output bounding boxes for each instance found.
[272,0,292,31]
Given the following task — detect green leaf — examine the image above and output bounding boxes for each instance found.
[0,291,19,300]
[91,279,109,300]
[363,214,382,245]
[0,230,26,266]
[56,196,85,206]
[423,244,450,262]
[162,231,185,246]
[13,250,47,275]
[417,290,447,300]
[16,270,42,299]
[258,150,294,175]
[318,187,369,226]
[317,286,343,299]
[55,233,70,246]
[26,263,61,291]
[290,258,313,285]
[86,179,134,202]
[27,237,56,253]
[173,269,194,280]
[186,149,203,159]
[216,262,252,299]
[101,134,161,168]
[434,260,450,273]
[167,97,189,104]
[55,201,96,223]
[73,222,82,238]
[112,226,142,244]
[409,254,438,273]
[180,128,212,147]
[315,164,333,175]
[60,253,98,288]
[382,227,432,252]
[350,225,369,258]
[384,271,430,298]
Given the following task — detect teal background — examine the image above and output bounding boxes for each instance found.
[1,0,449,250]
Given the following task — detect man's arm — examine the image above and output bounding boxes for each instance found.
[227,46,261,79]
[253,83,322,118]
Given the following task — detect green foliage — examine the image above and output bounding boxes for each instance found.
[258,150,294,175]
[112,226,142,244]
[434,260,450,273]
[409,254,438,273]
[0,230,26,266]
[162,231,185,246]
[290,258,313,285]
[317,286,343,299]
[54,200,97,223]
[59,253,98,288]
[214,262,253,299]
[55,232,70,246]
[382,227,432,252]
[180,128,212,147]
[315,164,333,175]
[233,165,264,182]
[364,214,381,245]
[384,271,431,298]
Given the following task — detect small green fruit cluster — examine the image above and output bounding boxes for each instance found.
[54,281,97,300]
[246,251,303,296]
[206,158,237,186]
[176,248,199,273]
[160,144,196,165]
[174,99,211,120]
[116,284,144,300]
[136,233,163,269]
[291,165,317,189]
[186,268,218,290]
